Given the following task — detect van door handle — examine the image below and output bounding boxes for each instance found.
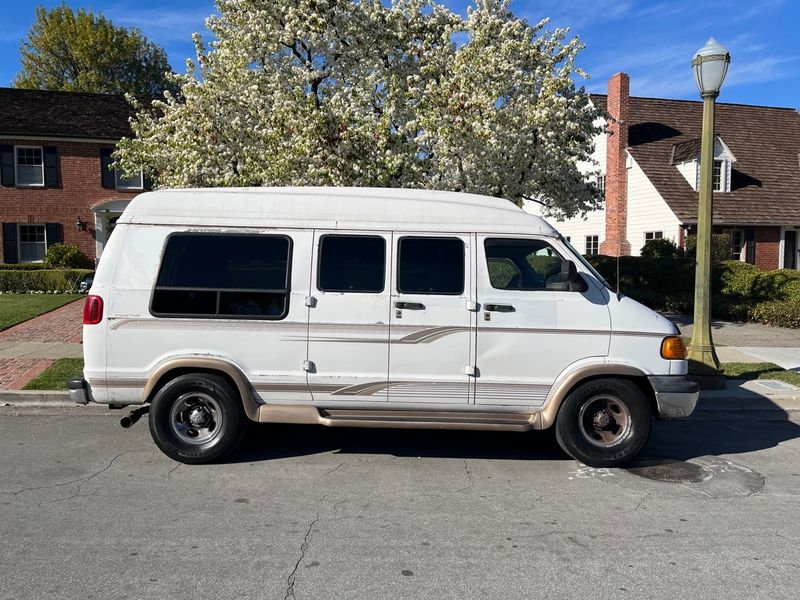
[484,303,515,313]
[394,301,425,310]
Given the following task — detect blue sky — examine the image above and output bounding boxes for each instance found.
[1,1,798,108]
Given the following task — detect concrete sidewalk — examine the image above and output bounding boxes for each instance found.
[0,300,83,390]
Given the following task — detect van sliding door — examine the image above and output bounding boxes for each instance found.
[387,234,475,404]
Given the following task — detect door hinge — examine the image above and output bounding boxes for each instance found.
[302,360,315,373]
[465,301,478,312]
[305,296,317,308]
[464,365,476,376]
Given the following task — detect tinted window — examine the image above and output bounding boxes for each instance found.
[318,235,385,293]
[398,237,464,295]
[485,239,565,290]
[152,233,291,318]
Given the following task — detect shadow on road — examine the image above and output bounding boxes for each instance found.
[228,417,800,465]
[233,424,569,463]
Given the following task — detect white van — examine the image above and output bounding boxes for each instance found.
[69,187,698,467]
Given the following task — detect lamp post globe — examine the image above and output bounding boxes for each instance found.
[692,38,731,97]
[687,38,729,388]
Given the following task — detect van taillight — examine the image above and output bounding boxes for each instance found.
[83,295,104,325]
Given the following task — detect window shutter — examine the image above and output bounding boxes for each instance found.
[0,145,14,187]
[100,149,115,188]
[2,223,18,263]
[45,223,63,249]
[43,147,59,187]
[143,173,153,190]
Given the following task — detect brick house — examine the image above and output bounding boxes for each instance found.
[530,73,800,271]
[1,87,149,265]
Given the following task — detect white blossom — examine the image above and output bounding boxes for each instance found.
[115,0,602,218]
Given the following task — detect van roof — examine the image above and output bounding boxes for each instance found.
[117,187,558,235]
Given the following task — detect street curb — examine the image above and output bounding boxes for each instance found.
[0,390,72,407]
[1,389,800,419]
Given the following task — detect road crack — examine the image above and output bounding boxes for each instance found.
[455,459,475,493]
[284,515,320,600]
[10,451,129,498]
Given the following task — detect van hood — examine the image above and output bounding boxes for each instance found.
[609,294,679,335]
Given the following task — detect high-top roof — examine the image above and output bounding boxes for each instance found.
[591,94,800,225]
[0,87,134,140]
[118,187,558,235]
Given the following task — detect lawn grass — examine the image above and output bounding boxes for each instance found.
[721,362,800,386]
[0,294,82,331]
[23,358,84,390]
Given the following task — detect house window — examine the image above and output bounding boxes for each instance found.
[114,169,144,190]
[585,235,599,256]
[15,146,44,186]
[712,160,724,192]
[18,224,47,262]
[596,174,605,193]
[645,231,664,242]
[723,229,744,261]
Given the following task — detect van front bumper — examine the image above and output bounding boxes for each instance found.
[68,379,92,405]
[648,376,699,418]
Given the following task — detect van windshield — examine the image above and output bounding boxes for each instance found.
[558,234,612,290]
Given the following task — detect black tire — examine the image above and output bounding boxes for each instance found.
[554,378,651,468]
[148,373,248,464]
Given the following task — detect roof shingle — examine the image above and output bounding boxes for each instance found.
[0,87,134,140]
[592,94,800,225]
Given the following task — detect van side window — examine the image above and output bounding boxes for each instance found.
[318,235,385,293]
[398,237,464,295]
[485,238,566,291]
[151,233,291,319]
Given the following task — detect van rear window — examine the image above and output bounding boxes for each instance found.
[151,233,291,319]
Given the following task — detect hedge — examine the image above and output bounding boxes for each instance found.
[587,256,800,328]
[0,269,94,293]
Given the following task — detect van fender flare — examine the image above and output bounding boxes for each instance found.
[539,360,649,429]
[142,356,259,421]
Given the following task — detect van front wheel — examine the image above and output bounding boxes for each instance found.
[148,373,247,464]
[555,378,650,468]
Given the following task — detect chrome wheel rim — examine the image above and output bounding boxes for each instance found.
[577,394,632,448]
[169,392,223,445]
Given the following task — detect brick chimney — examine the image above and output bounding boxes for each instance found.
[599,72,632,257]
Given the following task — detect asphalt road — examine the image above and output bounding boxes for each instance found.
[1,406,800,600]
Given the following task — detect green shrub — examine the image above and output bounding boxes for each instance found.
[640,238,678,258]
[752,295,800,328]
[587,254,800,328]
[44,243,92,269]
[0,263,51,271]
[685,234,732,263]
[0,269,94,293]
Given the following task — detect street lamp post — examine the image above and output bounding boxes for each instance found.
[687,37,730,387]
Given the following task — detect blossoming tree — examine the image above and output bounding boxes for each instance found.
[115,0,602,218]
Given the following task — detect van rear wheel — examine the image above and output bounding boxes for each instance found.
[555,378,650,468]
[148,373,247,464]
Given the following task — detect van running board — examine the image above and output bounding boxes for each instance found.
[256,405,540,431]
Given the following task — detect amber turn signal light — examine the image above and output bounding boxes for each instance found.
[661,336,687,360]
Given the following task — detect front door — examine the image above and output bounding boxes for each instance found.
[306,231,392,401]
[388,234,474,404]
[475,236,611,406]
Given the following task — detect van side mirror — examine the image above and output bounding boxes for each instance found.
[562,260,588,292]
